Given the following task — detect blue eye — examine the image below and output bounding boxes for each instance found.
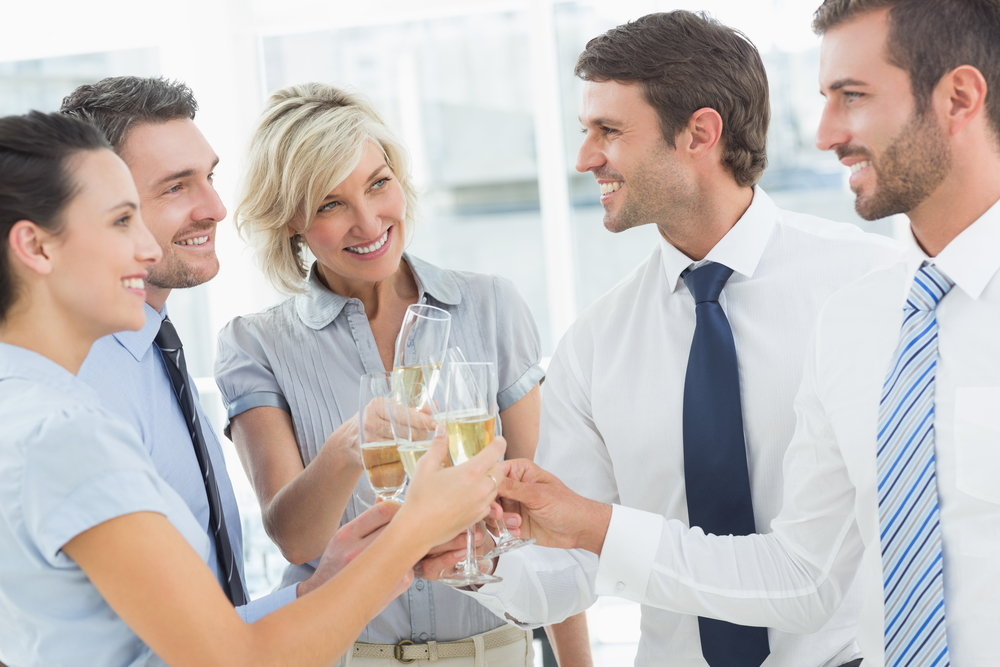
[115,215,131,227]
[318,200,340,213]
[371,177,390,189]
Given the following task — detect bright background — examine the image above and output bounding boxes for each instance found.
[1,1,904,663]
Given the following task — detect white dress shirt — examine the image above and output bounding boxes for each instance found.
[465,188,904,666]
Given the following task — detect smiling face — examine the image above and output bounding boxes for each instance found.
[47,149,161,338]
[292,141,407,293]
[817,9,951,221]
[576,80,693,234]
[120,118,225,309]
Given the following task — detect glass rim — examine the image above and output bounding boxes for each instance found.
[405,303,451,321]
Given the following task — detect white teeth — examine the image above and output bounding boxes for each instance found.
[849,161,871,175]
[177,235,209,246]
[599,181,623,195]
[121,278,144,290]
[346,229,389,254]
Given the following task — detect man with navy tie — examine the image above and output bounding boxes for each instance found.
[431,9,901,667]
[474,1,1000,665]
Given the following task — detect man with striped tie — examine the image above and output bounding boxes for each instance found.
[486,1,1000,665]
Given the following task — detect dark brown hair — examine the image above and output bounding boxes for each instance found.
[0,111,111,323]
[575,10,770,187]
[813,0,1000,140]
[60,76,198,154]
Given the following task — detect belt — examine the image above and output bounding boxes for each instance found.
[352,626,527,663]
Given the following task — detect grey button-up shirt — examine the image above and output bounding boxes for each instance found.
[215,254,544,643]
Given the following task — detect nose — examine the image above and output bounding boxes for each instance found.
[575,132,604,173]
[192,181,227,224]
[134,212,163,266]
[815,100,849,153]
[352,201,384,241]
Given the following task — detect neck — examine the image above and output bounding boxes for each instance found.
[317,259,417,317]
[907,150,1000,257]
[145,286,170,313]
[657,178,754,261]
[0,292,99,374]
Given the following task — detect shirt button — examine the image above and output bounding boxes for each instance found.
[415,579,425,591]
[419,633,429,641]
[615,581,626,592]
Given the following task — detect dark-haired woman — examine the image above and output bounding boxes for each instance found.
[0,111,504,667]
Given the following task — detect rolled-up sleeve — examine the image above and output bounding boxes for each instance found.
[493,276,544,412]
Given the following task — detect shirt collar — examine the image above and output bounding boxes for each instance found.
[0,341,99,406]
[659,185,777,293]
[112,302,166,362]
[295,253,462,330]
[900,195,1000,301]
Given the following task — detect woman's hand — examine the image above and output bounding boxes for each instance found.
[397,427,506,548]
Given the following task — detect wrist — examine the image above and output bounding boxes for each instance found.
[575,500,612,556]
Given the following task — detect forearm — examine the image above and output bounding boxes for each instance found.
[264,442,363,564]
[544,613,593,667]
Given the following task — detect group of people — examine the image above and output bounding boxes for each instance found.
[0,0,998,666]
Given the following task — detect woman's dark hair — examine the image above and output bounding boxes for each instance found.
[0,111,111,323]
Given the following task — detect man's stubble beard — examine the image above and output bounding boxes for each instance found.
[145,250,220,291]
[853,109,952,222]
[603,150,695,235]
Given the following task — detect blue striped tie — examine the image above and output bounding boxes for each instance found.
[878,262,952,667]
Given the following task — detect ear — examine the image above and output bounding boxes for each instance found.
[7,220,55,277]
[683,107,724,158]
[936,65,987,136]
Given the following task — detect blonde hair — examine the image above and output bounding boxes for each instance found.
[235,83,418,293]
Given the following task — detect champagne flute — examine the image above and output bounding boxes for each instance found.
[394,303,451,403]
[387,379,436,481]
[359,372,406,503]
[437,361,503,587]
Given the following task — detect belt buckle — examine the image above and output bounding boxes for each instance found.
[394,639,416,664]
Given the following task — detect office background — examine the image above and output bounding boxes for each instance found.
[1,1,903,662]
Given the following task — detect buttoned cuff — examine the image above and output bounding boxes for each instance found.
[595,505,663,603]
[235,584,298,623]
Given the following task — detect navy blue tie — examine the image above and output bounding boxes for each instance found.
[155,317,247,607]
[682,263,769,667]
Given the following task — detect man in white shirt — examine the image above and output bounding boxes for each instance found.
[426,10,900,667]
[473,1,1000,665]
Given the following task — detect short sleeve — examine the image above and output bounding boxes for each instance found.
[215,316,291,428]
[22,407,171,565]
[493,276,545,412]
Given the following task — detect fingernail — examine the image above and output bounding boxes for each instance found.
[454,549,467,558]
[435,424,447,437]
[506,517,518,526]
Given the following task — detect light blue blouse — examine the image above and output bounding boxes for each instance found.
[215,254,544,645]
[0,343,210,667]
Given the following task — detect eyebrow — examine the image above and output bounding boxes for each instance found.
[321,164,391,202]
[828,78,868,91]
[109,201,139,212]
[153,156,221,189]
[578,116,621,128]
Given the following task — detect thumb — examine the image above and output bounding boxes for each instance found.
[417,424,451,473]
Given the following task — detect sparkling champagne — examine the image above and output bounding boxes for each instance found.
[444,411,496,465]
[397,440,434,478]
[361,440,405,493]
[393,363,441,408]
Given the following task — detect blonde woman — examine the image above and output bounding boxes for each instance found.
[214,84,543,666]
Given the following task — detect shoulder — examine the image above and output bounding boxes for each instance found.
[773,207,903,256]
[218,298,298,348]
[573,244,662,331]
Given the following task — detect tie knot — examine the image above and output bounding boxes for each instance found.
[683,262,734,304]
[906,263,955,312]
[154,317,184,352]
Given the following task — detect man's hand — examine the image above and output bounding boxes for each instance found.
[497,459,611,555]
[297,502,413,609]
